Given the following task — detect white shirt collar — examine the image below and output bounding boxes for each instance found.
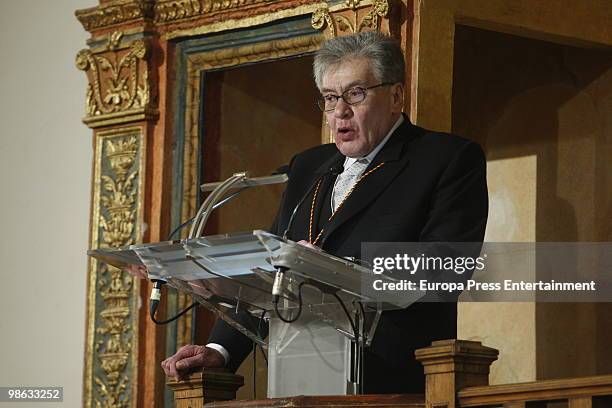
[343,115,404,169]
[330,115,404,211]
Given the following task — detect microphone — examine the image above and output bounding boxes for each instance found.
[329,164,344,176]
[282,164,343,240]
[271,266,289,304]
[149,279,166,320]
[273,164,291,175]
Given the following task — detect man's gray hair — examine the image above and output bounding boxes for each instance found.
[313,31,405,89]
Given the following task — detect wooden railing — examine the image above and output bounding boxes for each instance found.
[416,340,612,408]
[168,340,612,408]
[458,375,612,408]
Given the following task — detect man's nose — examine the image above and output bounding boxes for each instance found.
[334,98,352,119]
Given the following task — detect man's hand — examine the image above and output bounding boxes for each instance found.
[124,264,148,279]
[161,345,225,381]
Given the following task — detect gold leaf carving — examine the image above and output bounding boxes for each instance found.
[188,35,321,69]
[358,0,389,31]
[311,0,390,35]
[76,32,150,118]
[153,0,275,23]
[108,31,124,51]
[77,0,279,28]
[311,7,336,37]
[205,0,271,13]
[155,0,202,22]
[76,1,154,31]
[335,15,354,33]
[346,0,362,9]
[94,264,132,408]
[100,137,138,248]
[91,133,140,408]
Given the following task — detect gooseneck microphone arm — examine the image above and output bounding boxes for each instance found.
[149,166,291,324]
[282,164,343,240]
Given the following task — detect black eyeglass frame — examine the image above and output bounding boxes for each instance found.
[317,82,393,112]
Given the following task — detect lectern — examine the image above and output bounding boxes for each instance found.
[90,230,420,397]
[89,172,422,397]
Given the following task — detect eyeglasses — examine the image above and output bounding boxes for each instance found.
[317,82,392,112]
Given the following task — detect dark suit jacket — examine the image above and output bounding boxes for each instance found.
[208,116,488,393]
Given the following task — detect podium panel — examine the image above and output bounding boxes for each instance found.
[89,230,419,397]
[268,314,350,397]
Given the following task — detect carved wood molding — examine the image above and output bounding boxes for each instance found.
[76,31,158,128]
[154,0,204,22]
[187,34,322,70]
[84,127,146,408]
[76,0,312,32]
[311,0,391,37]
[76,0,155,31]
[154,0,276,23]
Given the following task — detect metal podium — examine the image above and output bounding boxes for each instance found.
[88,172,421,397]
[91,230,419,397]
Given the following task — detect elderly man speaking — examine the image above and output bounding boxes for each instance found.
[159,31,488,394]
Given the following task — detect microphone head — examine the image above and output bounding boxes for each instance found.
[273,164,291,175]
[329,164,344,175]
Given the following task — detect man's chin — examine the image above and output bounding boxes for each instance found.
[336,141,367,158]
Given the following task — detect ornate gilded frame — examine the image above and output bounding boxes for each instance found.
[85,126,146,408]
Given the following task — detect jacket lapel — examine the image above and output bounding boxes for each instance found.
[318,119,418,247]
[306,152,343,241]
[313,150,344,178]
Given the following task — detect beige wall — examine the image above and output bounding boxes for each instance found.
[453,25,612,383]
[0,1,92,406]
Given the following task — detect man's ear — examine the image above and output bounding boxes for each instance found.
[390,83,405,113]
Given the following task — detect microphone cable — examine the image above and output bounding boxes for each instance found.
[149,279,198,325]
[282,163,343,240]
[147,215,199,324]
[273,277,358,343]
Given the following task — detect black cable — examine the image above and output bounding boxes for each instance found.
[256,311,269,365]
[357,300,366,320]
[331,292,358,341]
[252,341,257,399]
[257,310,267,336]
[273,281,358,340]
[167,216,195,241]
[355,300,366,393]
[150,294,198,325]
[259,344,268,365]
[250,308,272,397]
[149,282,200,325]
[282,164,343,239]
[273,281,306,323]
[167,185,254,242]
